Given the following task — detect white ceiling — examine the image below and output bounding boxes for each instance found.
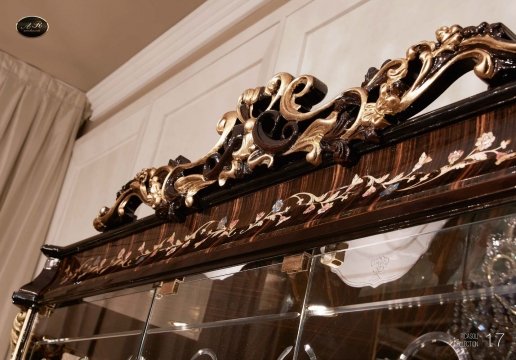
[0,0,205,91]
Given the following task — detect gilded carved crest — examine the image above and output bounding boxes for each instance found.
[94,22,516,232]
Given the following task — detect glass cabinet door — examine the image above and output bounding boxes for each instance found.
[296,215,515,360]
[26,211,515,359]
[29,285,156,360]
[140,260,310,360]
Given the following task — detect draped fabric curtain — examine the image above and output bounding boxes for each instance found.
[0,51,90,359]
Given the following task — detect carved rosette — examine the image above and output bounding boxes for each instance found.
[94,22,516,232]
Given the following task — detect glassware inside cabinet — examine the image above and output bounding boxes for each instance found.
[296,214,515,360]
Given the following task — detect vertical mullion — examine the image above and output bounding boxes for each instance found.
[292,251,316,360]
[136,287,158,360]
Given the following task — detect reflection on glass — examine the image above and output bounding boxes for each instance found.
[141,259,309,359]
[300,214,515,359]
[33,285,155,340]
[190,348,217,360]
[276,346,293,360]
[303,344,318,359]
[147,260,308,330]
[28,285,155,359]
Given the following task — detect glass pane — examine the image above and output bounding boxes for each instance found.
[298,215,515,359]
[141,259,311,359]
[29,285,156,359]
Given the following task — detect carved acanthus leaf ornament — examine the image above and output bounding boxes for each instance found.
[94,22,516,232]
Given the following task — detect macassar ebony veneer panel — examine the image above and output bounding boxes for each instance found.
[37,100,516,304]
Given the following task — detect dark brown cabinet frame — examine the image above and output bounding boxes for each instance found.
[10,22,516,360]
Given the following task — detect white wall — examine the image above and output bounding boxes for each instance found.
[43,0,516,250]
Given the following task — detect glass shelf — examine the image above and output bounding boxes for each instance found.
[146,311,301,334]
[306,284,516,317]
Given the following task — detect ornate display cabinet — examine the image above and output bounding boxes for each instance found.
[10,23,516,360]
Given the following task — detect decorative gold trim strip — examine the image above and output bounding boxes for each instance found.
[10,308,34,360]
[10,310,26,355]
[94,22,516,232]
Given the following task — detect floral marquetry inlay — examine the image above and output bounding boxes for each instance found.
[93,22,516,232]
[62,132,516,284]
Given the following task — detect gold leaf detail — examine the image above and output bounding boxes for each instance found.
[175,174,216,207]
[284,114,337,165]
[248,150,274,169]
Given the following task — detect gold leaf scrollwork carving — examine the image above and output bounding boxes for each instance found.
[10,310,26,355]
[175,175,216,208]
[94,22,516,232]
[94,165,172,231]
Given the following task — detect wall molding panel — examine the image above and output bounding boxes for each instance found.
[42,105,150,255]
[86,0,276,121]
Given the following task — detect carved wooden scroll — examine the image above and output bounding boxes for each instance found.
[94,22,516,232]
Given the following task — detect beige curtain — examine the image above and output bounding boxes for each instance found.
[0,51,90,358]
